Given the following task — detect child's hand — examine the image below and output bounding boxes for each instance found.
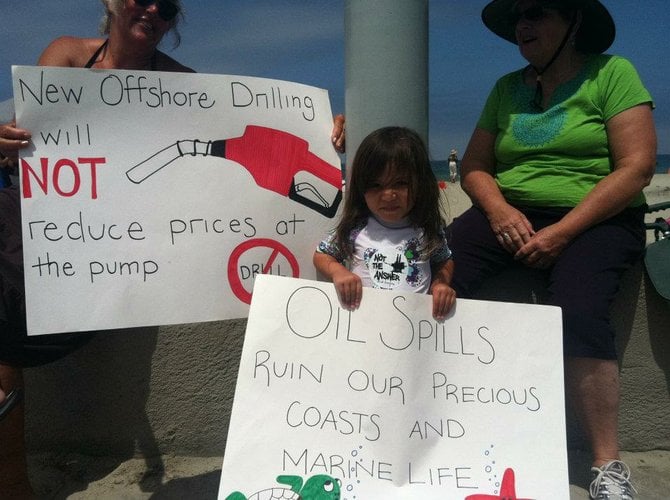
[332,268,362,310]
[430,281,456,320]
[313,252,362,310]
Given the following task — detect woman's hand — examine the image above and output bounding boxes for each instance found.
[331,114,345,153]
[487,203,535,254]
[515,223,571,269]
[460,128,534,254]
[491,206,568,268]
[0,120,31,167]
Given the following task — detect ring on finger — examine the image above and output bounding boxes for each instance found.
[503,232,512,242]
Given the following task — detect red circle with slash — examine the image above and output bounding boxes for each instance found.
[227,238,300,304]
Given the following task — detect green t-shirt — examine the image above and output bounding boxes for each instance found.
[477,54,653,207]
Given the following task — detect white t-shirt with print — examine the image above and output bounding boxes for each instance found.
[350,217,433,292]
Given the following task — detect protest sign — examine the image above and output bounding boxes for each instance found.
[218,275,569,499]
[12,66,342,334]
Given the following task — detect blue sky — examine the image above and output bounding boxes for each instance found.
[1,1,668,156]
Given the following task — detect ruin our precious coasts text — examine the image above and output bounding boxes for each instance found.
[255,285,543,442]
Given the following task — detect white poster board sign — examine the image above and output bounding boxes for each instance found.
[219,275,569,499]
[12,66,342,335]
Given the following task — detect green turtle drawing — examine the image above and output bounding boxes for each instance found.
[225,474,341,500]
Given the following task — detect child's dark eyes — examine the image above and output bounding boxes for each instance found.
[367,180,409,191]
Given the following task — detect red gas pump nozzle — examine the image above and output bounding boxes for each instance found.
[126,125,343,218]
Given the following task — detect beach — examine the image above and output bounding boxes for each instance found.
[644,171,670,206]
[25,448,670,498]
[439,172,670,240]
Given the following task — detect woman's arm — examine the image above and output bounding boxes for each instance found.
[516,104,656,267]
[460,127,502,209]
[558,104,655,234]
[460,127,535,252]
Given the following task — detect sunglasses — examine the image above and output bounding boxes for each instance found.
[509,5,550,26]
[134,0,180,22]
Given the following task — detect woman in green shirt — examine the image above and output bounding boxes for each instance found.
[448,1,656,498]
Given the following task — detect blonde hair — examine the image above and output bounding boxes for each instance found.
[99,0,183,48]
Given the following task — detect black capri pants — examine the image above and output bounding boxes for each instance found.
[448,205,646,360]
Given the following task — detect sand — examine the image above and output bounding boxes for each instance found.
[26,450,670,499]
[441,172,670,233]
[644,172,670,216]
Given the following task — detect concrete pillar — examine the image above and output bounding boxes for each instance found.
[344,0,429,172]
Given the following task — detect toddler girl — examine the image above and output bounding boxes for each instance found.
[314,126,456,319]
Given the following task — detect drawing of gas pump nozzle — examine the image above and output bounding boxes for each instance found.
[125,125,343,218]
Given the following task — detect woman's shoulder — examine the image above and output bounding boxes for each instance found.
[587,53,638,74]
[38,36,106,67]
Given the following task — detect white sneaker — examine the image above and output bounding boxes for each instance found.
[589,460,636,500]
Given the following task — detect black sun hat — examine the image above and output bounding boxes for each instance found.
[482,0,615,54]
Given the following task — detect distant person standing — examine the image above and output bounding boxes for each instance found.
[448,148,459,183]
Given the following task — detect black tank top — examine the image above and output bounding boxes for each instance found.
[85,39,107,68]
[84,39,157,69]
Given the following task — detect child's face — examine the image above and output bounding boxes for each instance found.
[364,169,413,225]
